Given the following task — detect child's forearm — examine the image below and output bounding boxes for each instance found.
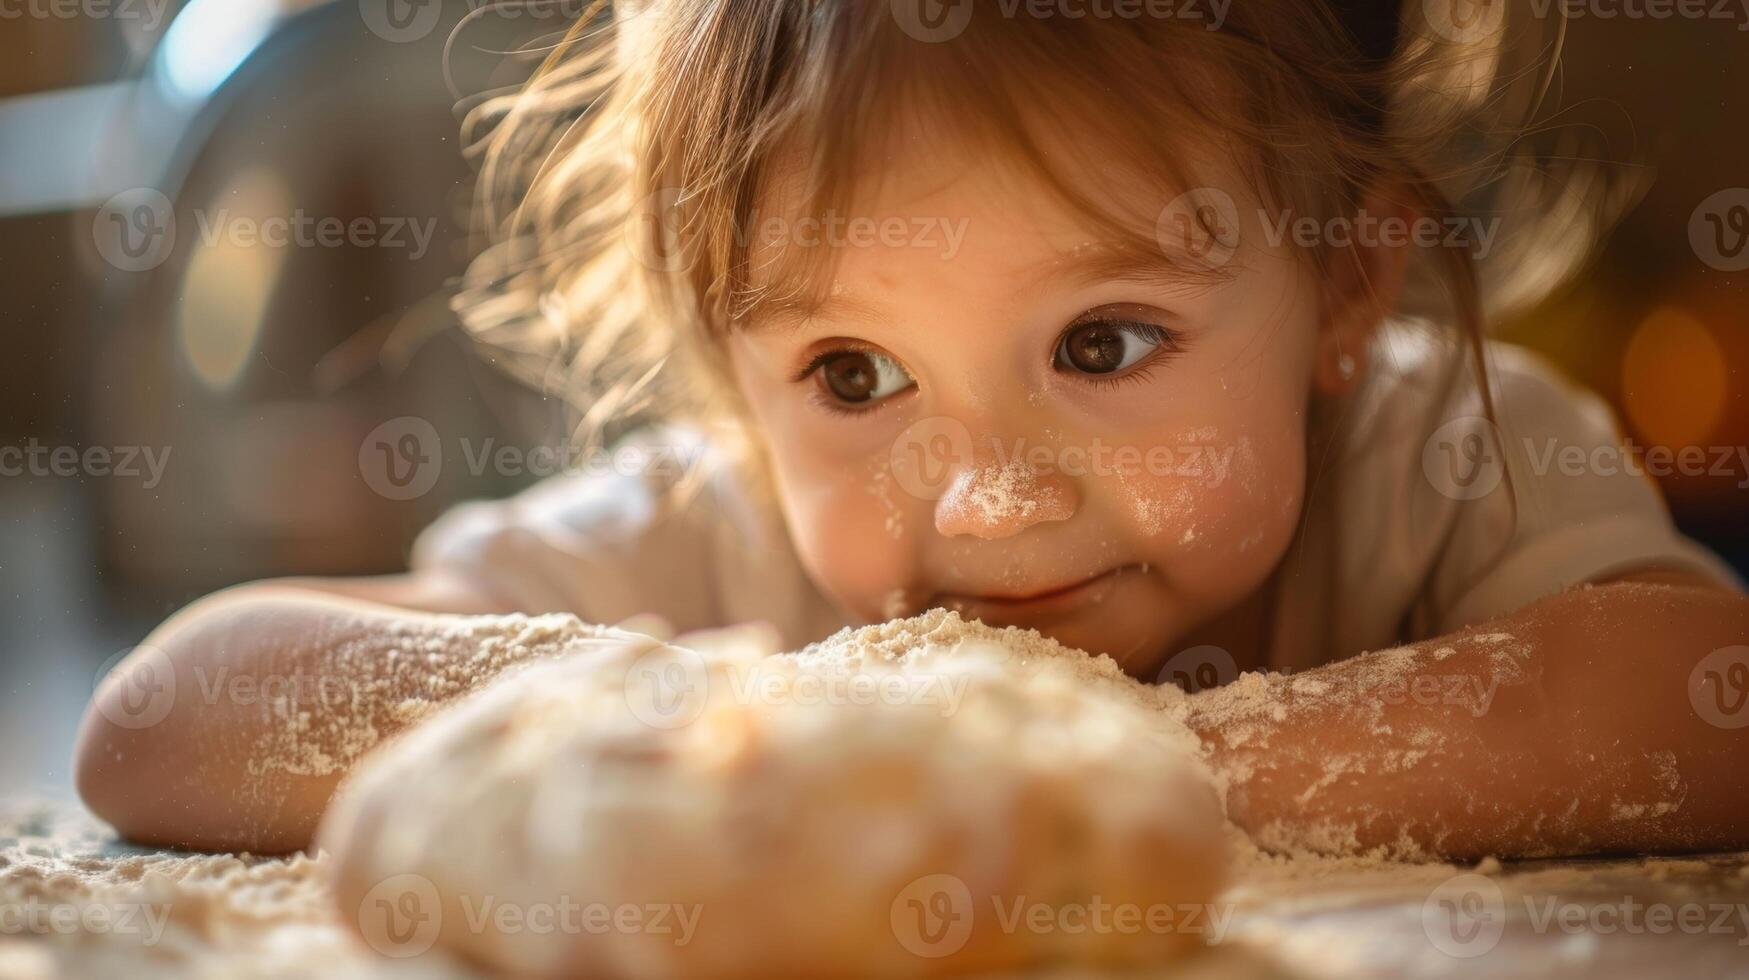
[75,586,650,853]
[1188,581,1749,860]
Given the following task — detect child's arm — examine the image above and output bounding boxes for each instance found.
[74,577,655,853]
[1189,578,1749,860]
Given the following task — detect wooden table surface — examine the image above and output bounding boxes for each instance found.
[1192,851,1749,979]
[5,800,1747,978]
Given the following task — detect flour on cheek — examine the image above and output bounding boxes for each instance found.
[1113,427,1292,591]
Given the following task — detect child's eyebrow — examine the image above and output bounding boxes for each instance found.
[740,241,1226,333]
[740,289,889,335]
[1021,244,1223,294]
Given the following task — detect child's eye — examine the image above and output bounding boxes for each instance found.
[1054,319,1170,376]
[811,350,916,408]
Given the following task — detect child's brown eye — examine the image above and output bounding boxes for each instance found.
[817,350,913,405]
[1055,320,1166,376]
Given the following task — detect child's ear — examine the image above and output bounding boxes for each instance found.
[1313,190,1414,396]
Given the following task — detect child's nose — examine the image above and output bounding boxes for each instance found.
[933,448,1079,540]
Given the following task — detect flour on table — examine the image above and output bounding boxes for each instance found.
[16,600,1749,978]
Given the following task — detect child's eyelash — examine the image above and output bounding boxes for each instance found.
[805,385,882,418]
[1053,318,1188,386]
[793,344,907,418]
[1079,359,1165,391]
[788,343,884,384]
[789,351,838,385]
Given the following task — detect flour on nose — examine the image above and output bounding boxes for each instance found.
[944,456,1064,526]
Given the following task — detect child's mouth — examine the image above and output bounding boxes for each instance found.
[934,564,1137,626]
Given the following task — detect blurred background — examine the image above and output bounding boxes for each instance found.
[0,0,1745,796]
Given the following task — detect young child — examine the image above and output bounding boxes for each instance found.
[77,0,1748,859]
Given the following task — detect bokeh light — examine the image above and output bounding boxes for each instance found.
[1620,306,1729,451]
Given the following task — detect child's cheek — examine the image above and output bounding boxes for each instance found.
[776,453,921,623]
[1115,418,1307,605]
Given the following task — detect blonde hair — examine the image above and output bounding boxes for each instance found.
[454,0,1614,460]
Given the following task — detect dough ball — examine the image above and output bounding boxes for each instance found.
[321,613,1228,978]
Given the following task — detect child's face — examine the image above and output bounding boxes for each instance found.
[727,137,1324,678]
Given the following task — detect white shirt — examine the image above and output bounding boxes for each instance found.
[412,330,1738,669]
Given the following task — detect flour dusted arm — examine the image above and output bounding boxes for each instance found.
[1191,578,1749,860]
[74,431,782,853]
[74,579,655,853]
